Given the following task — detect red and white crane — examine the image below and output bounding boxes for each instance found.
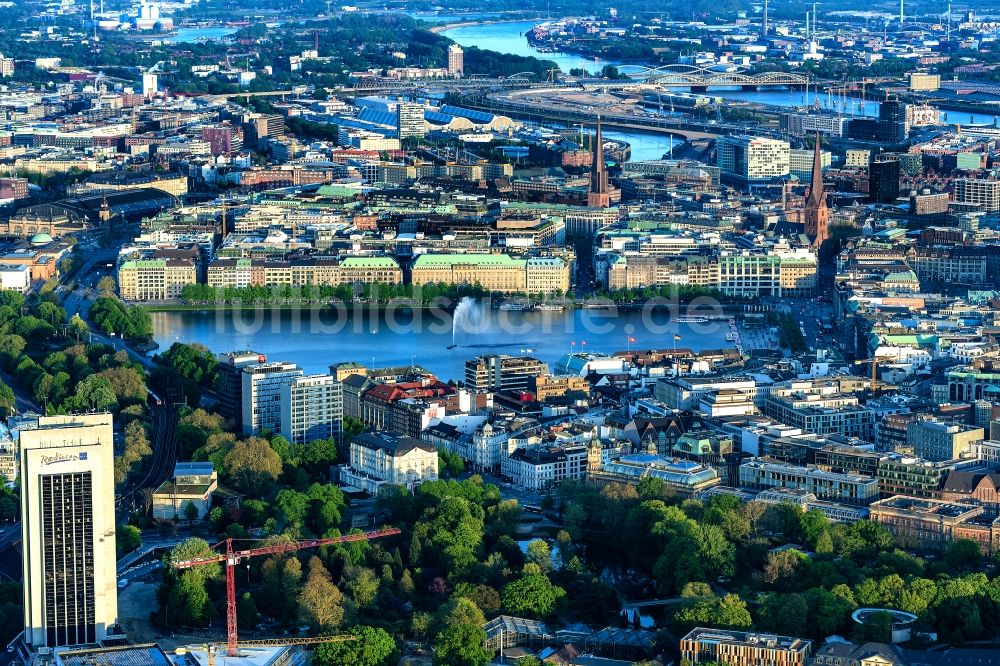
[172,527,401,657]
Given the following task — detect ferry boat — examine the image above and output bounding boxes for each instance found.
[675,316,708,324]
[534,304,565,312]
[725,333,736,342]
[499,302,526,311]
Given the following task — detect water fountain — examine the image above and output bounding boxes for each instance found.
[449,297,481,348]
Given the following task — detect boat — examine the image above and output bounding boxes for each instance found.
[675,316,708,324]
[499,302,526,311]
[446,344,458,350]
[534,304,564,312]
[725,334,736,342]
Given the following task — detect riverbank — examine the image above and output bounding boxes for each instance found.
[428,17,544,34]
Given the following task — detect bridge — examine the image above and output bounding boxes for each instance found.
[580,65,810,91]
[203,75,546,104]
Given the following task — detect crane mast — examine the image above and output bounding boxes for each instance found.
[172,527,401,657]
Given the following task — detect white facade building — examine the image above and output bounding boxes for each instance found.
[241,361,303,435]
[20,414,118,649]
[279,374,343,445]
[339,432,438,494]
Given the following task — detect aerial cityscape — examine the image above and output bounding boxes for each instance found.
[3,0,1000,665]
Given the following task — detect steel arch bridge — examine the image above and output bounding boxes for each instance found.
[587,64,810,89]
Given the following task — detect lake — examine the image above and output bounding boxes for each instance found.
[150,301,733,382]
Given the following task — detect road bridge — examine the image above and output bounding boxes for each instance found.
[582,65,810,91]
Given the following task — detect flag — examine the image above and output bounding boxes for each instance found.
[571,341,576,347]
[581,340,587,347]
[674,334,682,340]
[628,336,636,343]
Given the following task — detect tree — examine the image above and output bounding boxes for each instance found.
[439,449,465,478]
[944,538,982,572]
[117,524,142,555]
[345,566,380,609]
[160,538,222,627]
[525,539,553,574]
[223,436,283,495]
[436,596,486,635]
[97,276,117,296]
[434,623,492,666]
[313,627,398,666]
[501,573,565,618]
[0,381,14,420]
[297,557,345,631]
[674,594,752,631]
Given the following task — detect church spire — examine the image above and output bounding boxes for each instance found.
[587,115,611,207]
[805,131,825,208]
[803,131,829,246]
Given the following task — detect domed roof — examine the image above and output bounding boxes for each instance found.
[30,233,53,245]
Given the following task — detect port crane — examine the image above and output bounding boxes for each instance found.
[172,527,401,657]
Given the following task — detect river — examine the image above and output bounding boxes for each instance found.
[440,20,1000,126]
[150,303,732,382]
[162,26,240,43]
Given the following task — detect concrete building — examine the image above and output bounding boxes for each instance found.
[411,253,570,295]
[501,444,588,490]
[117,257,197,300]
[447,44,464,76]
[680,628,811,666]
[151,462,218,521]
[905,419,984,462]
[217,350,266,426]
[241,361,303,435]
[464,354,548,392]
[339,432,438,494]
[279,374,343,445]
[868,495,997,553]
[909,72,941,91]
[716,136,790,184]
[397,102,426,138]
[954,178,1000,213]
[19,414,118,649]
[0,263,31,293]
[739,458,879,505]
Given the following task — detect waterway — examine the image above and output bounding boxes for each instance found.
[150,303,732,382]
[162,26,240,43]
[442,20,618,75]
[441,20,1000,126]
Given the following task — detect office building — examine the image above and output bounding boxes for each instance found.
[397,102,426,138]
[909,72,941,91]
[502,444,588,490]
[339,432,438,494]
[739,458,879,505]
[869,157,901,204]
[116,257,197,301]
[279,374,343,445]
[465,354,548,392]
[447,44,464,76]
[878,100,908,142]
[954,178,1000,214]
[868,496,996,552]
[788,147,831,181]
[716,136,789,184]
[217,350,265,425]
[20,414,118,649]
[905,419,984,462]
[679,628,811,666]
[241,361,303,435]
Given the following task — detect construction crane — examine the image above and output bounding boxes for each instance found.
[172,528,401,657]
[854,353,901,394]
[192,636,357,666]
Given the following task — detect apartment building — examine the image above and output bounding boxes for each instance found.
[339,432,438,494]
[680,628,811,666]
[764,390,877,440]
[279,374,343,445]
